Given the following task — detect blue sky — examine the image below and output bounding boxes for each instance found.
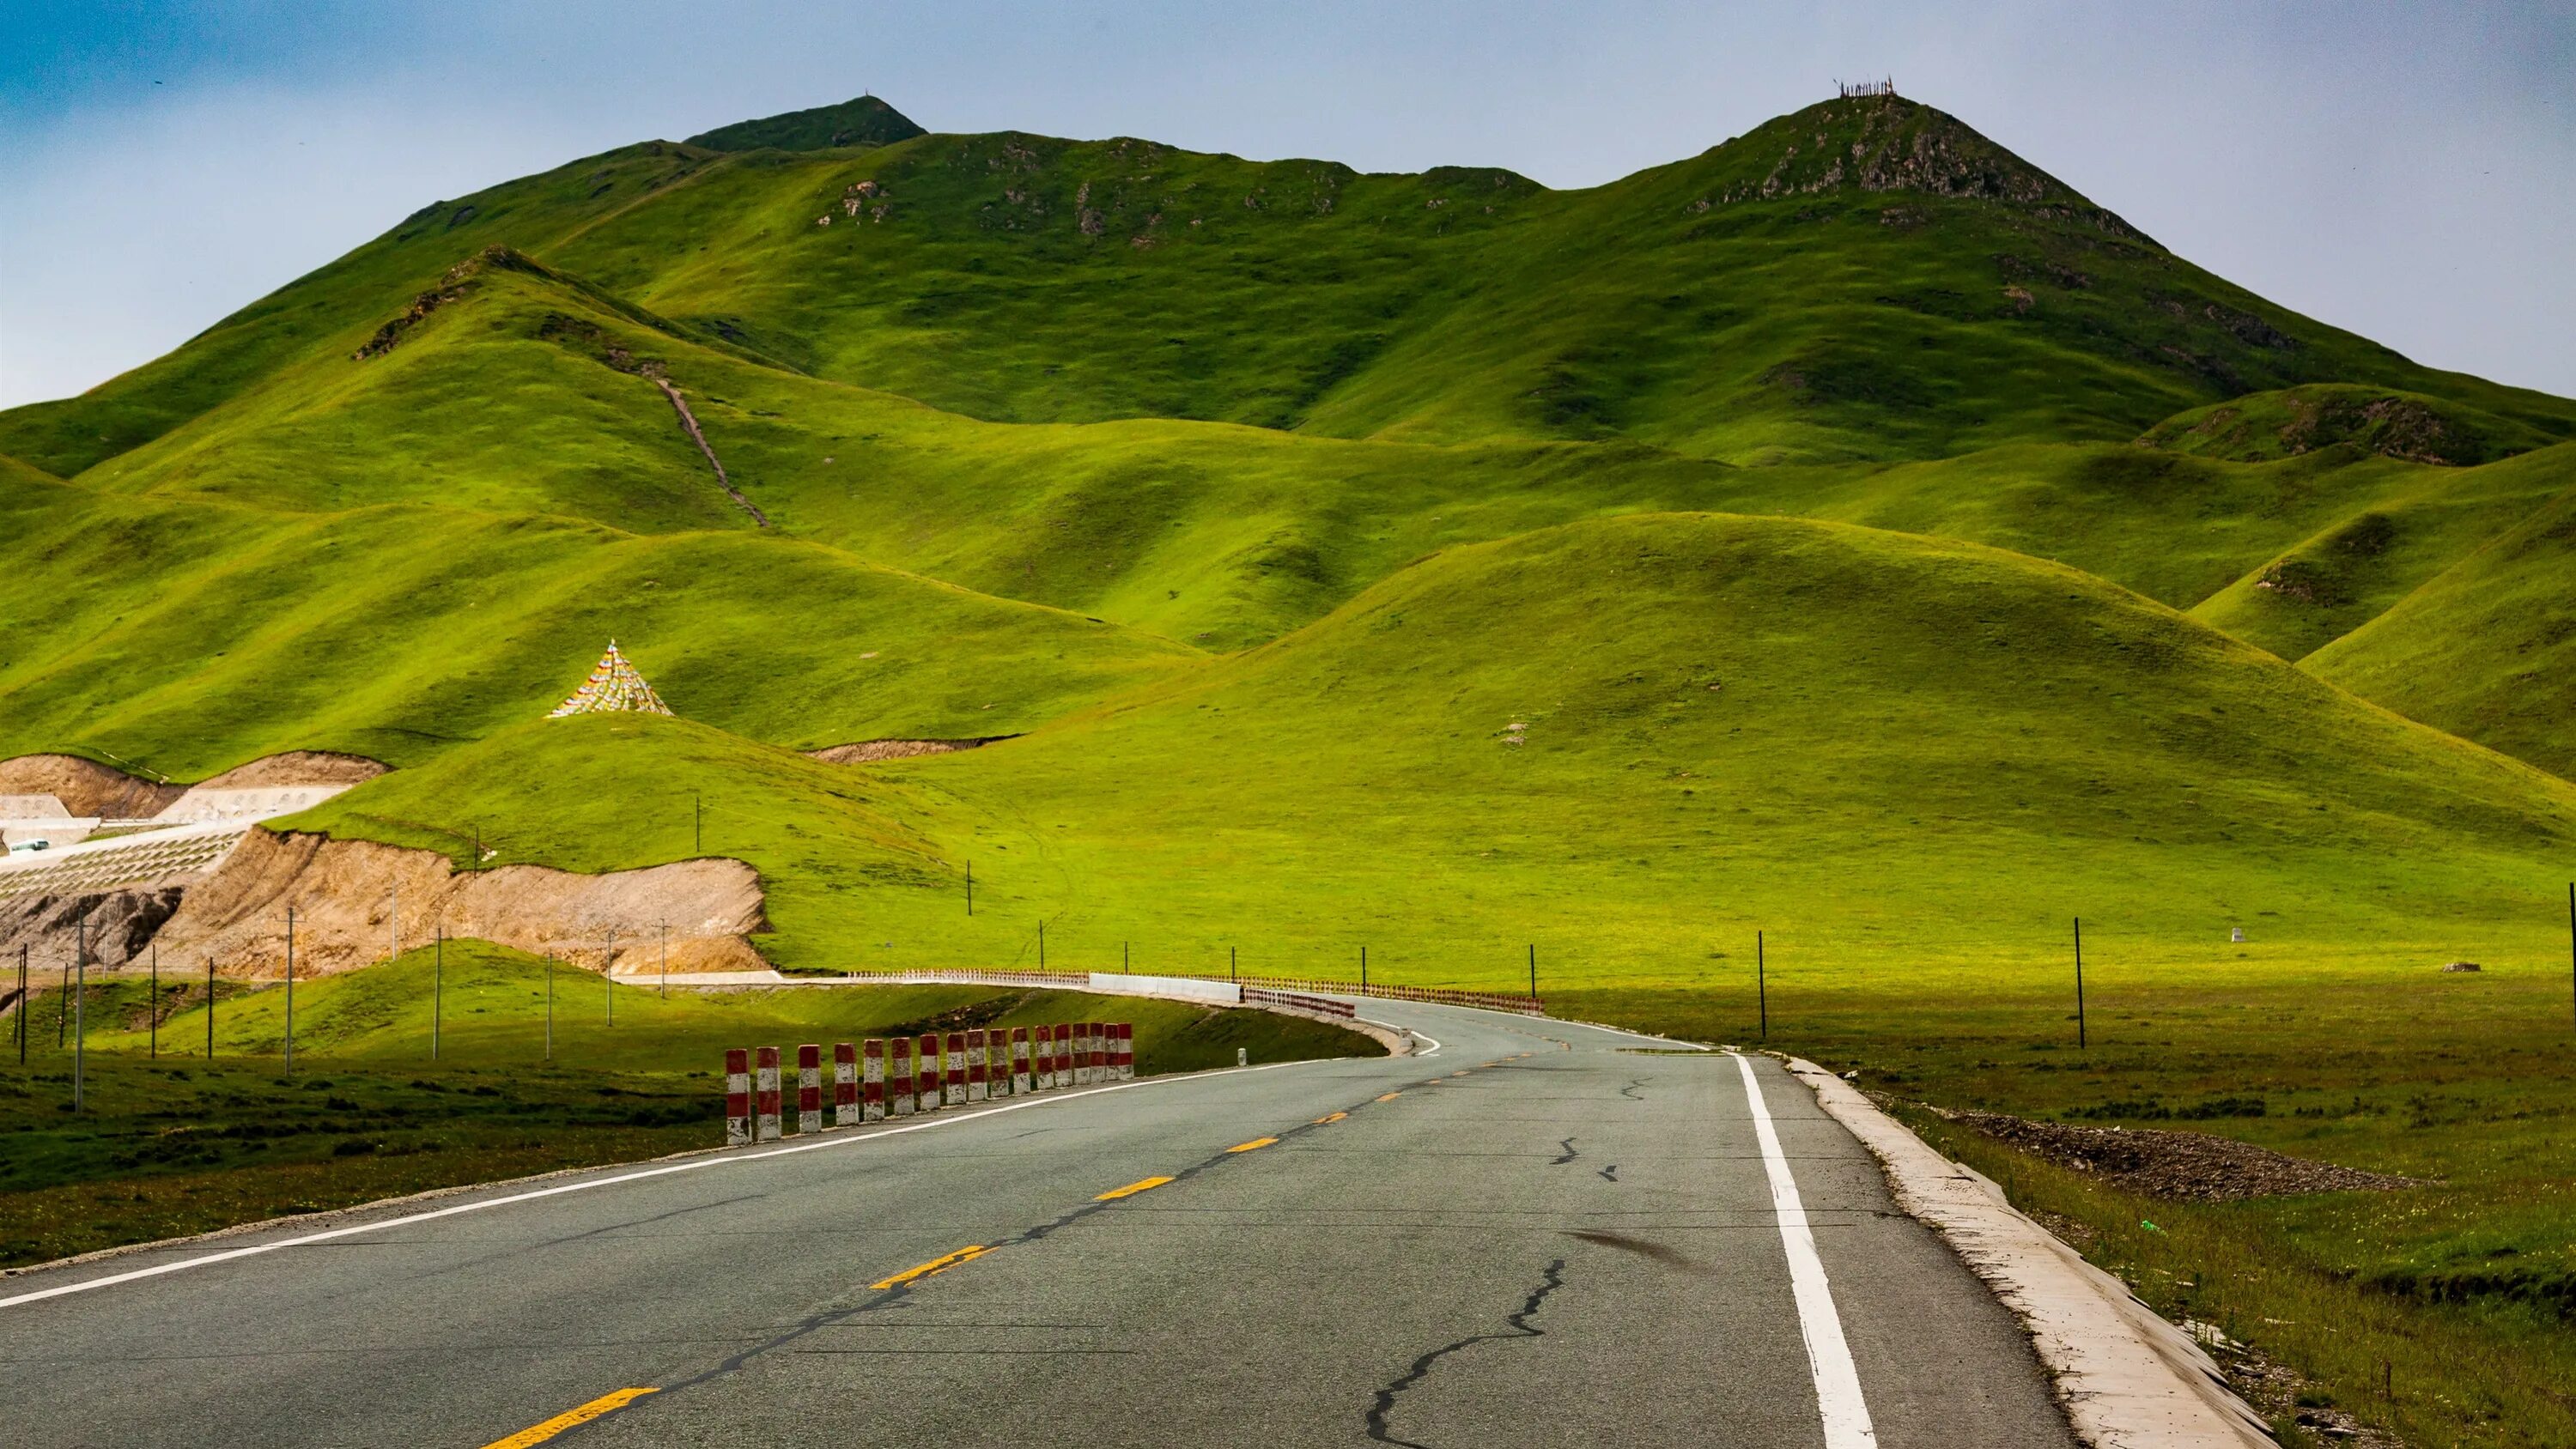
[3,0,2570,408]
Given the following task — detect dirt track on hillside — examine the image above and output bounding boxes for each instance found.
[0,756,187,819]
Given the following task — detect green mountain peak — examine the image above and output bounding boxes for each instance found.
[684,94,926,153]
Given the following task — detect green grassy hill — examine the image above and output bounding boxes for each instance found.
[2305,475,2576,780]
[13,95,2569,483]
[276,512,2576,982]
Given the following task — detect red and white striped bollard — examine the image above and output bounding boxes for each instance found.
[725,1047,751,1146]
[756,1046,782,1142]
[833,1042,857,1127]
[863,1038,886,1123]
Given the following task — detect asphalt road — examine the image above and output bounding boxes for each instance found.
[0,1002,2076,1447]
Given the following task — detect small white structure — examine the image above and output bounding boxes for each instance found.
[0,794,92,849]
[2230,926,2246,943]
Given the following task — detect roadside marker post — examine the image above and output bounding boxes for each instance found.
[2074,917,2087,1050]
[72,922,86,1111]
[283,907,295,1076]
[861,1039,885,1122]
[1114,1022,1134,1080]
[1073,1022,1094,1085]
[797,1044,822,1135]
[724,1049,751,1146]
[918,1035,943,1111]
[985,1028,1009,1098]
[1053,1022,1072,1088]
[1757,930,1768,1040]
[945,1031,967,1105]
[755,1046,782,1142]
[1011,1027,1031,1094]
[890,1035,915,1116]
[1032,1027,1054,1088]
[833,1042,858,1126]
[966,1028,989,1102]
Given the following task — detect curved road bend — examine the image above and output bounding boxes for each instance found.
[0,1003,2075,1447]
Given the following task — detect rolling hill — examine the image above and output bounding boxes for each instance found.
[6,88,2572,950]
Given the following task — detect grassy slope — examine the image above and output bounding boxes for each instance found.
[29,243,2564,709]
[0,471,1194,777]
[288,512,2576,981]
[2306,476,2576,780]
[2189,442,2576,664]
[1,942,1374,1267]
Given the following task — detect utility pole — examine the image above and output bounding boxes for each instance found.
[1528,943,1537,1003]
[605,927,616,1026]
[433,930,442,1061]
[659,920,669,1000]
[1230,946,1236,984]
[691,792,702,856]
[390,882,398,967]
[965,860,973,917]
[1360,946,1368,996]
[72,920,86,1111]
[1757,930,1767,1041]
[206,958,215,1058]
[1038,919,1045,969]
[150,940,159,1059]
[15,945,25,1065]
[284,906,296,1074]
[545,953,555,1062]
[2074,917,2087,1050]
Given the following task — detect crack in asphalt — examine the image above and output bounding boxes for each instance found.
[1597,1165,1619,1182]
[1618,1079,1646,1100]
[379,1193,768,1287]
[1550,1137,1577,1165]
[1364,1258,1567,1447]
[653,1078,1403,1397]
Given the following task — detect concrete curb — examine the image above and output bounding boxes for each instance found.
[1781,1057,2274,1449]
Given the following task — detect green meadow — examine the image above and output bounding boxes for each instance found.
[5,89,2573,1444]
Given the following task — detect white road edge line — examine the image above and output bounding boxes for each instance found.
[1735,1051,1878,1449]
[1351,1016,1441,1057]
[0,1059,1322,1311]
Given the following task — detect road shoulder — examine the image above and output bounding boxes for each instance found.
[1782,1057,2275,1449]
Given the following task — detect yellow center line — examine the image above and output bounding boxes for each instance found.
[1226,1137,1279,1153]
[481,1388,659,1448]
[1094,1175,1175,1200]
[1312,1111,1348,1124]
[1376,1092,1400,1102]
[869,1244,989,1291]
